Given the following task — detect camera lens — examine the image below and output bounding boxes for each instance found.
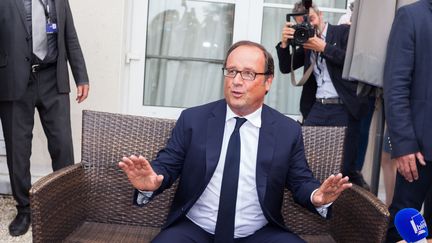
[294,27,309,44]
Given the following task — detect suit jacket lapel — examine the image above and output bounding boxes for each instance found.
[205,100,227,183]
[326,24,335,46]
[256,105,276,200]
[14,0,30,34]
[55,0,63,26]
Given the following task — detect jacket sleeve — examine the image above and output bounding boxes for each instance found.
[383,7,418,158]
[322,25,349,67]
[64,0,89,85]
[276,42,306,74]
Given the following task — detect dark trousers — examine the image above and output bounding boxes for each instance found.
[355,97,375,171]
[152,217,305,243]
[0,66,74,213]
[385,160,432,243]
[303,102,361,175]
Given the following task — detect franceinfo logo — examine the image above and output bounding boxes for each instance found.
[410,212,427,235]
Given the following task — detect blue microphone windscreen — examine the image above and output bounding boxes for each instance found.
[395,208,428,242]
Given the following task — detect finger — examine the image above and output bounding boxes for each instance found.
[321,174,335,191]
[138,155,151,169]
[129,155,143,169]
[118,161,127,170]
[333,173,343,181]
[334,182,352,195]
[402,165,413,182]
[336,175,349,187]
[120,156,134,167]
[79,85,89,103]
[155,175,164,185]
[416,152,426,166]
[408,158,419,180]
[76,86,82,101]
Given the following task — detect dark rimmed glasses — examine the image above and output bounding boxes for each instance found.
[222,68,271,81]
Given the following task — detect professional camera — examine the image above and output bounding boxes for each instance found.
[286,0,315,46]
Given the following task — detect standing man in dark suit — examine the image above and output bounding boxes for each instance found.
[384,0,432,242]
[276,2,368,188]
[0,0,89,236]
[119,41,352,243]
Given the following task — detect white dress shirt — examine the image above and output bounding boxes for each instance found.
[187,105,267,238]
[312,23,339,99]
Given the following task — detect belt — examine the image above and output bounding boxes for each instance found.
[31,63,56,73]
[316,98,343,105]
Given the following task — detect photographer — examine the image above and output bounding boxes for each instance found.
[275,1,369,188]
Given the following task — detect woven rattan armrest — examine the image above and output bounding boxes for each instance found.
[330,185,390,243]
[30,163,88,242]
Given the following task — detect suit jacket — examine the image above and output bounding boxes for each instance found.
[0,0,88,101]
[137,99,322,231]
[384,0,432,161]
[276,24,368,120]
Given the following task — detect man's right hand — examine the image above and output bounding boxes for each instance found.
[395,152,426,182]
[281,22,296,49]
[118,155,164,191]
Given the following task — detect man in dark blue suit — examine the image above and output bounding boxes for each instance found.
[384,0,432,242]
[276,2,369,189]
[119,41,352,243]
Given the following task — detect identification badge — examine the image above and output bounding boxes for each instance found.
[46,23,58,34]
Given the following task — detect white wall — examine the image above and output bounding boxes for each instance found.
[0,0,127,193]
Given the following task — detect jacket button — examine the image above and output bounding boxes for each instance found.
[25,57,30,62]
[26,36,31,41]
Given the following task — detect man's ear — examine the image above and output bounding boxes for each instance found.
[264,75,273,93]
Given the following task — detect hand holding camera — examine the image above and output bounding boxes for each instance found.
[302,36,326,53]
[280,22,296,48]
[285,0,316,46]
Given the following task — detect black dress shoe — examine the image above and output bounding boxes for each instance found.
[9,212,31,236]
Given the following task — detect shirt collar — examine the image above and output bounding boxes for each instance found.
[320,22,328,40]
[226,105,262,128]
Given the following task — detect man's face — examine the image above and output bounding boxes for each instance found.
[223,45,272,117]
[308,8,322,29]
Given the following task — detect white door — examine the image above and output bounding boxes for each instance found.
[123,0,350,119]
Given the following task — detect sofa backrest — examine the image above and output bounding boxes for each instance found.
[81,110,177,226]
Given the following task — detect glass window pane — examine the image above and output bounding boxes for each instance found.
[144,59,224,108]
[262,7,303,115]
[264,0,347,9]
[144,0,234,107]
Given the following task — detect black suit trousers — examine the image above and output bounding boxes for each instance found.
[0,66,74,212]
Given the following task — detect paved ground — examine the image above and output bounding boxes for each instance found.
[0,195,31,243]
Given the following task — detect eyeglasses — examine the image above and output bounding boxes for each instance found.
[222,68,270,81]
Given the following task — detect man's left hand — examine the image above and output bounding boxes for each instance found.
[76,84,89,103]
[312,173,352,207]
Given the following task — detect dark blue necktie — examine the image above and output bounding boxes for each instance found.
[214,117,247,243]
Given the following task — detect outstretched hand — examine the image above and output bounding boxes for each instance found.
[118,155,163,191]
[312,173,352,207]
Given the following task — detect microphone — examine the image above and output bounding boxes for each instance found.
[395,208,428,243]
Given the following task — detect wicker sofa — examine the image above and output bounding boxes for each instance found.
[30,110,389,242]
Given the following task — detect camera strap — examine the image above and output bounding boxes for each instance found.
[290,45,315,86]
